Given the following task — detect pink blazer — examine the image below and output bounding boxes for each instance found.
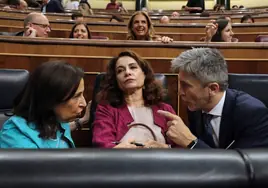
[92,102,177,148]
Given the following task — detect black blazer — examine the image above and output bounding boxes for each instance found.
[41,0,64,13]
[0,31,24,36]
[188,89,268,149]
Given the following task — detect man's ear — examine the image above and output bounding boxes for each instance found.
[28,23,33,28]
[208,82,220,95]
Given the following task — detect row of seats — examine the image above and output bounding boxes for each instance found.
[0,149,267,188]
[1,69,268,128]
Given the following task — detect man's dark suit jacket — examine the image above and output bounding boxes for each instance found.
[188,89,268,149]
[41,0,64,13]
[0,31,23,36]
[186,0,205,13]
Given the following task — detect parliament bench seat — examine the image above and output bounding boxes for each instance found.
[0,149,267,188]
[1,36,268,59]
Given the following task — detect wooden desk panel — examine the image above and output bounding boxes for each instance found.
[1,16,268,33]
[0,25,263,42]
[1,37,268,59]
[1,9,268,24]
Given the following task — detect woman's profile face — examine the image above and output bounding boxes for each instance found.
[221,22,234,42]
[73,24,88,39]
[132,14,149,39]
[54,79,87,122]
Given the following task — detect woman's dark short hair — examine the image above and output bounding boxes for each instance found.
[14,61,84,139]
[200,11,210,17]
[213,4,220,11]
[211,19,229,42]
[97,50,165,107]
[241,14,254,23]
[232,5,238,9]
[71,12,83,20]
[79,0,91,8]
[69,22,92,39]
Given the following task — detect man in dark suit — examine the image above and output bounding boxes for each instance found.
[41,0,64,13]
[158,48,268,149]
[185,0,205,13]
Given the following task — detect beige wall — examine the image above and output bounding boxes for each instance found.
[90,0,268,10]
[90,0,135,10]
[231,0,268,8]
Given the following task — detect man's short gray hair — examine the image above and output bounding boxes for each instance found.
[23,12,41,28]
[171,48,228,91]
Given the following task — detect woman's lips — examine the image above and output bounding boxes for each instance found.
[124,79,134,83]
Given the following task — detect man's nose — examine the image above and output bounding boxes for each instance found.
[46,27,51,32]
[179,87,185,96]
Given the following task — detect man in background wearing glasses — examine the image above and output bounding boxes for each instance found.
[11,12,51,38]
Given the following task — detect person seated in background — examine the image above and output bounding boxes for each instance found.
[218,15,232,23]
[181,5,186,10]
[4,0,28,10]
[171,11,180,18]
[213,4,225,13]
[200,11,210,17]
[159,16,170,24]
[92,50,178,148]
[0,61,90,148]
[127,11,173,43]
[117,2,128,13]
[159,48,268,149]
[185,0,204,13]
[69,22,92,39]
[71,12,84,22]
[141,7,148,12]
[41,0,64,13]
[106,0,119,10]
[110,14,124,22]
[239,5,245,9]
[65,0,79,10]
[4,12,51,37]
[204,19,238,42]
[232,5,238,9]
[79,0,93,15]
[241,14,254,23]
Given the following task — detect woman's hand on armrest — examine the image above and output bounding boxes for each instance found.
[156,36,173,43]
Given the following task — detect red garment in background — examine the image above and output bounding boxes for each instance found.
[106,3,119,10]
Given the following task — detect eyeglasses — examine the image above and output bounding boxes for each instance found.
[31,22,51,30]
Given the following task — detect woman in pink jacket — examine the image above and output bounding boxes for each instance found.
[92,50,178,149]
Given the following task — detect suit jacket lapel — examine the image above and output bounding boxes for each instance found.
[219,89,236,148]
